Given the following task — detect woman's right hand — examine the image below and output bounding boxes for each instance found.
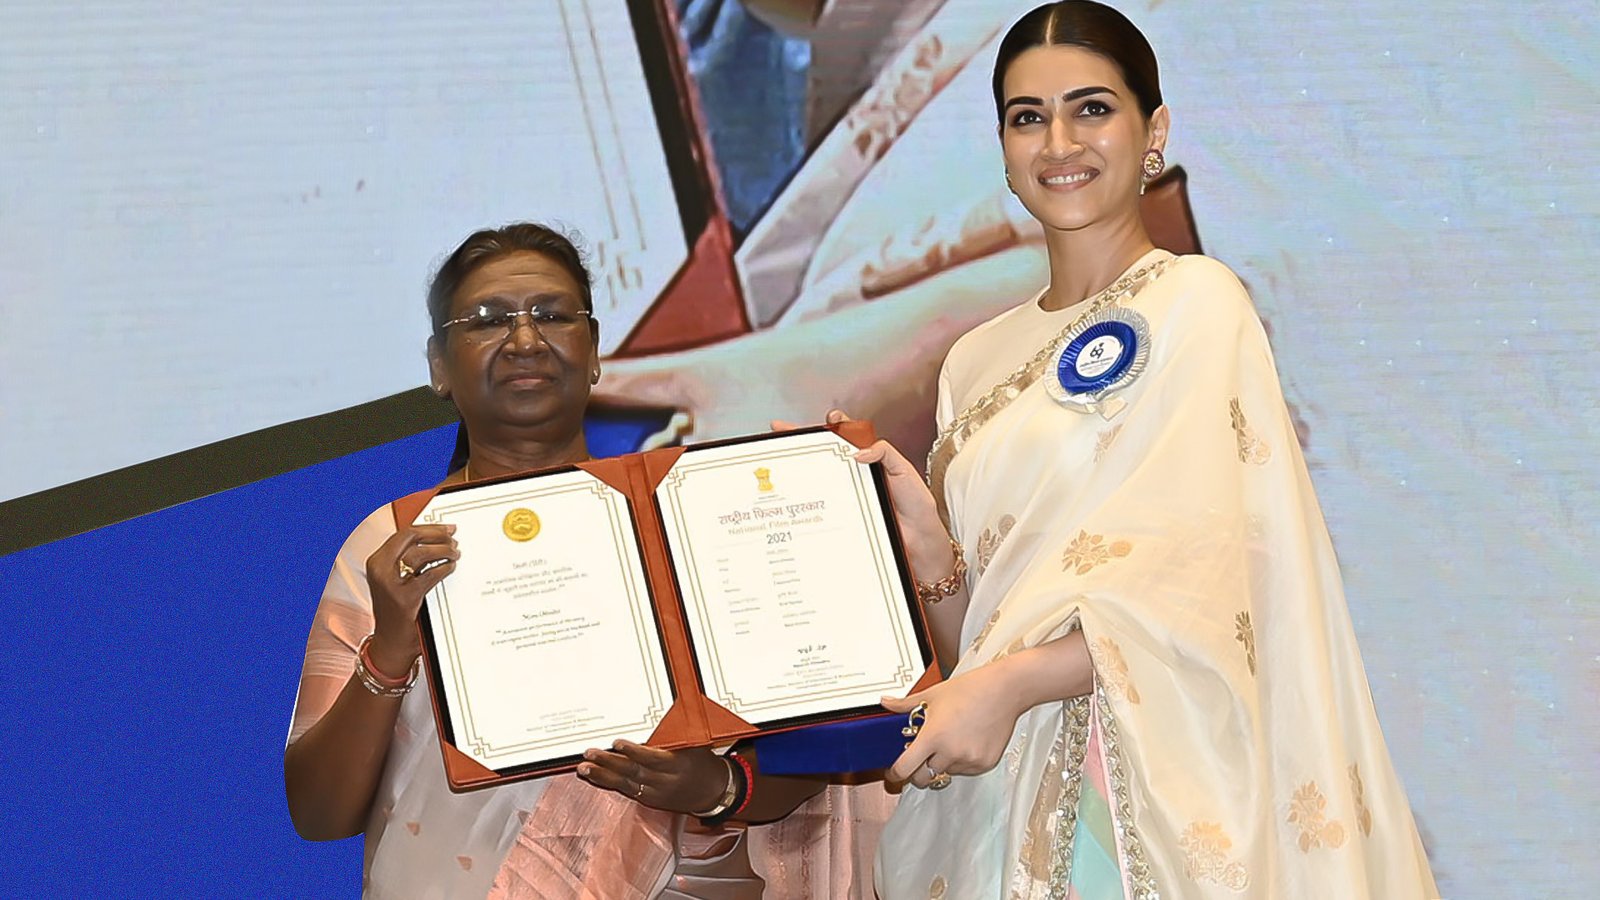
[364,525,458,676]
[775,410,956,584]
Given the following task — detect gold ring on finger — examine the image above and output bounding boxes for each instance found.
[397,559,416,581]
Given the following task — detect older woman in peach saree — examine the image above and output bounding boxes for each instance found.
[286,223,891,899]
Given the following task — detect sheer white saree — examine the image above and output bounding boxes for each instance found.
[874,251,1437,899]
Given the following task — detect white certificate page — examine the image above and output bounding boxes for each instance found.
[418,470,673,771]
[656,431,923,724]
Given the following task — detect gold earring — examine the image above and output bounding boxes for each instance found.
[1141,148,1166,181]
[1004,170,1015,194]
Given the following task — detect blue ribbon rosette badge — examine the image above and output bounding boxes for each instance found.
[1044,306,1152,417]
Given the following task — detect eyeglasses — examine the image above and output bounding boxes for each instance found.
[440,303,593,344]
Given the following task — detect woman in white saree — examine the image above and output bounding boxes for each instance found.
[855,3,1439,897]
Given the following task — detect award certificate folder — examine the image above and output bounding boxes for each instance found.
[395,423,941,791]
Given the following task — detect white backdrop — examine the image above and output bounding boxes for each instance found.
[0,0,685,502]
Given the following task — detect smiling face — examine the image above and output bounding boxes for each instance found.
[1000,44,1168,235]
[427,250,600,443]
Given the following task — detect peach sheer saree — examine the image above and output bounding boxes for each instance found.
[290,507,892,899]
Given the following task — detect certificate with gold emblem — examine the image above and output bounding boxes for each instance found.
[414,468,676,779]
[401,423,938,791]
[656,429,926,724]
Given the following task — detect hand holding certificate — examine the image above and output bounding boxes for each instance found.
[416,468,674,776]
[394,421,941,790]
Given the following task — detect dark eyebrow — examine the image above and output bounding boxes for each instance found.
[1002,85,1117,114]
[468,290,577,308]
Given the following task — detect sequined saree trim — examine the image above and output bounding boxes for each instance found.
[1008,715,1067,899]
[1095,684,1161,899]
[926,256,1174,524]
[1007,697,1091,900]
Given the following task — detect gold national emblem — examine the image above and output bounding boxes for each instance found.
[502,508,541,542]
[754,467,774,492]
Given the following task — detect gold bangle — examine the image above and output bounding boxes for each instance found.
[915,537,967,605]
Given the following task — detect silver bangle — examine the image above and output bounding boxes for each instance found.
[692,756,739,818]
[354,634,419,697]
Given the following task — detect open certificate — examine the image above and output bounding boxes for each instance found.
[658,431,923,725]
[403,423,937,790]
[416,470,674,775]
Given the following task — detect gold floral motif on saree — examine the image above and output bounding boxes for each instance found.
[965,607,1003,660]
[1179,821,1250,891]
[1229,398,1272,465]
[1288,781,1347,852]
[1235,611,1257,676]
[976,515,1018,577]
[1062,530,1133,575]
[925,257,1175,525]
[1006,732,1028,777]
[1093,424,1124,462]
[1092,685,1161,898]
[927,874,948,899]
[1349,764,1374,837]
[1091,637,1142,704]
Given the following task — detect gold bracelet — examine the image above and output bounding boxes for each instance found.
[915,537,967,605]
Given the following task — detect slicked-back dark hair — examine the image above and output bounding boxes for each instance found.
[992,1,1163,122]
[429,222,595,474]
[426,222,594,340]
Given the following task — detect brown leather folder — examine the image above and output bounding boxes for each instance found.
[392,422,942,792]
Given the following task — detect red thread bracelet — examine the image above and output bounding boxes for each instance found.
[729,752,756,817]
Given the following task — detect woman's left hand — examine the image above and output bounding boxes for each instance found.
[882,661,1028,790]
[577,741,729,814]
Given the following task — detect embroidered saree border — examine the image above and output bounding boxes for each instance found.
[1096,684,1159,899]
[925,256,1175,525]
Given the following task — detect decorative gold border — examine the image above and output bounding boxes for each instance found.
[1040,697,1093,898]
[1095,684,1161,899]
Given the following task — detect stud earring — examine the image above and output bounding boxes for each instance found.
[1141,148,1166,181]
[1004,170,1016,194]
